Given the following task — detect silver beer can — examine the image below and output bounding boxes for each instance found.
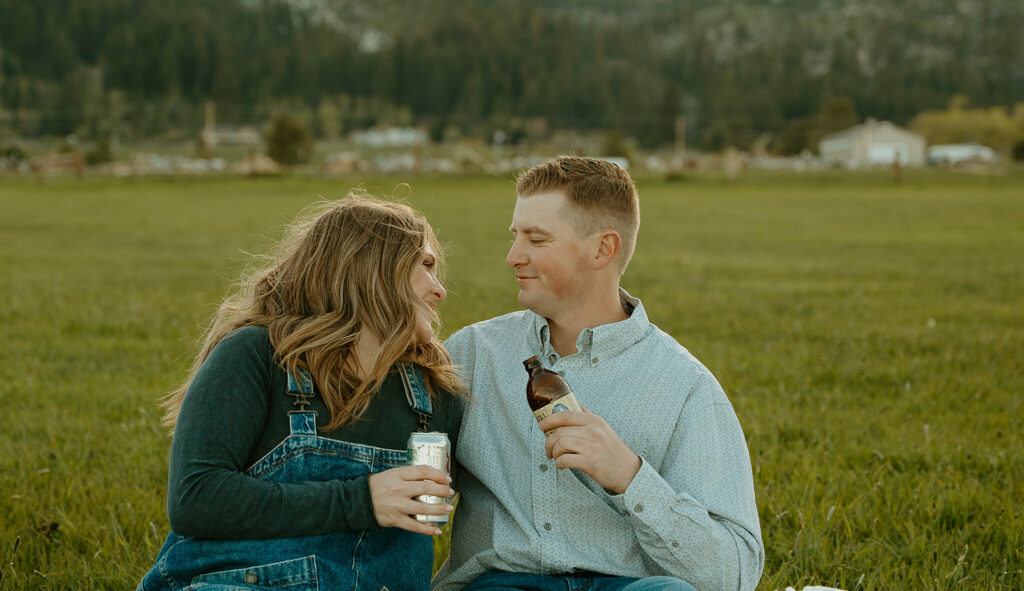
[406,431,452,524]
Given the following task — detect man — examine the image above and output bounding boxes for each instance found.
[434,157,763,591]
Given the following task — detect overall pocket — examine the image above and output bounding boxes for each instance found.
[188,555,318,590]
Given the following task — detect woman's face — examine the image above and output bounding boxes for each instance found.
[411,242,446,343]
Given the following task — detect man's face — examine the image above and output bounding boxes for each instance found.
[506,191,593,319]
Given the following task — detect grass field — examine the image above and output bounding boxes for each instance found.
[1,170,1022,590]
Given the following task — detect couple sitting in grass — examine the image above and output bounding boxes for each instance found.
[137,157,764,591]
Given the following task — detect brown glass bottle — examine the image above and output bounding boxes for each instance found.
[524,356,582,435]
[524,356,572,410]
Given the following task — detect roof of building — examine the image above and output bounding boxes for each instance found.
[821,119,924,143]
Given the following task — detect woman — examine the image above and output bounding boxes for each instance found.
[139,194,465,591]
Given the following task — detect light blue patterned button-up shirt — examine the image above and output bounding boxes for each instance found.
[433,291,764,591]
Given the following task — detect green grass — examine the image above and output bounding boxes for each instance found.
[1,170,1022,590]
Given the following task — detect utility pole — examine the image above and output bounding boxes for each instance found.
[674,116,686,164]
[199,102,216,157]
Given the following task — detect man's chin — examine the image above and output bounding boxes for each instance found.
[517,292,546,316]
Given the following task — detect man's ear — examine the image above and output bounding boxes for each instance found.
[592,230,621,270]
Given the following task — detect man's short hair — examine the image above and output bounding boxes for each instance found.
[515,156,640,273]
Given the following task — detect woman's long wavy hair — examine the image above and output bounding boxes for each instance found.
[161,192,465,432]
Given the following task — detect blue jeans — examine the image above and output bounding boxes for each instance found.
[463,571,698,591]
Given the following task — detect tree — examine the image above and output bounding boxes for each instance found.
[774,117,815,155]
[265,113,313,165]
[910,96,1024,151]
[600,129,630,158]
[816,98,858,137]
[1012,140,1024,162]
[316,98,341,140]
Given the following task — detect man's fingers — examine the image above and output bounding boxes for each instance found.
[538,410,589,432]
[544,425,590,453]
[548,433,590,459]
[553,453,584,471]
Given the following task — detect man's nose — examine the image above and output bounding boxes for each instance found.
[506,238,526,268]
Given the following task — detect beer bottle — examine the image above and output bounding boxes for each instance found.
[524,356,582,437]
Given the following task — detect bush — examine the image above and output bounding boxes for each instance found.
[265,113,314,165]
[1013,140,1024,162]
[2,145,27,162]
[85,137,113,165]
[601,129,630,158]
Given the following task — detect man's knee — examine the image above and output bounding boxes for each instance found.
[619,576,697,591]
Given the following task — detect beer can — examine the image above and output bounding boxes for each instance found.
[406,431,451,524]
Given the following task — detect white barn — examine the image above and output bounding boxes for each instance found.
[819,119,926,168]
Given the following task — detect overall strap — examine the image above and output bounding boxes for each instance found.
[398,362,433,432]
[287,367,318,436]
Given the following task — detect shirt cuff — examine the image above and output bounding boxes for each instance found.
[342,474,380,530]
[608,456,686,526]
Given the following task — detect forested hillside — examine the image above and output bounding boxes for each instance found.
[1,0,1021,151]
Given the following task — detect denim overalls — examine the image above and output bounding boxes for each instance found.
[139,363,436,591]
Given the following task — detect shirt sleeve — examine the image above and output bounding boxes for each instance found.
[606,372,765,591]
[166,327,378,539]
[443,329,472,493]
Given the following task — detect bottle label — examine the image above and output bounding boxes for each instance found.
[532,391,582,437]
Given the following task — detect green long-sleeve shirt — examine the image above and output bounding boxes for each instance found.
[166,325,463,540]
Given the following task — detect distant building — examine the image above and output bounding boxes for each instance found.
[927,143,997,165]
[819,119,926,168]
[199,104,261,148]
[351,127,429,147]
[599,157,630,170]
[215,126,261,146]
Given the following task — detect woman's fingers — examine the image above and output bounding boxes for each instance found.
[396,464,452,485]
[368,465,455,535]
[407,464,451,483]
[388,467,455,498]
[393,514,447,536]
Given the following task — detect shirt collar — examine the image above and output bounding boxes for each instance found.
[531,288,649,364]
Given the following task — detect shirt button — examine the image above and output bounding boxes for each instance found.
[539,464,548,472]
[543,522,552,531]
[244,572,258,584]
[622,509,630,517]
[592,357,598,364]
[671,541,680,548]
[634,503,644,512]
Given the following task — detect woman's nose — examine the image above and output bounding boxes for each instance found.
[432,275,447,301]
